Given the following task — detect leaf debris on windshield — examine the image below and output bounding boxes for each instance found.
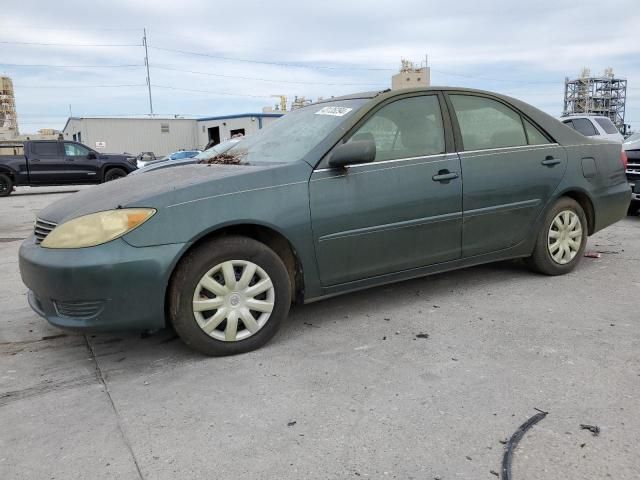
[198,152,246,165]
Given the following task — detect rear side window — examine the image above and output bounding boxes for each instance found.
[523,119,551,145]
[349,95,445,162]
[450,95,527,150]
[595,117,619,134]
[569,118,598,136]
[31,142,59,156]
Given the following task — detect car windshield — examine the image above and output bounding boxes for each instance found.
[220,99,368,164]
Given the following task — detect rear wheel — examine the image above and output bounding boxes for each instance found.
[168,236,291,356]
[0,173,14,197]
[527,197,587,275]
[103,168,127,182]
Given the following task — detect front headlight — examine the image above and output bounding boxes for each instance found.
[41,208,156,249]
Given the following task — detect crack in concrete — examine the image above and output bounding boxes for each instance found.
[84,335,145,480]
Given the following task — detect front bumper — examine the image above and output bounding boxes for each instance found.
[19,236,186,331]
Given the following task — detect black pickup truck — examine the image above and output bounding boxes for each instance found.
[0,140,138,197]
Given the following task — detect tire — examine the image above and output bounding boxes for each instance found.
[0,173,14,197]
[628,200,639,216]
[168,236,292,356]
[527,197,588,275]
[103,168,127,182]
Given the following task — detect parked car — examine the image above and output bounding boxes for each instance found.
[134,151,156,167]
[130,141,238,175]
[140,150,201,168]
[0,140,137,197]
[19,87,630,355]
[623,133,640,211]
[560,115,624,143]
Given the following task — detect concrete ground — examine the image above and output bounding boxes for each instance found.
[0,185,638,480]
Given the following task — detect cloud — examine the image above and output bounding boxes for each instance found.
[1,0,638,132]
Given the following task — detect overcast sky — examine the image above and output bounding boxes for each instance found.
[1,0,638,133]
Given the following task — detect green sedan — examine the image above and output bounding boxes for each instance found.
[19,88,631,355]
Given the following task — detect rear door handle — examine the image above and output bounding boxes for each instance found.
[432,171,459,182]
[541,156,561,166]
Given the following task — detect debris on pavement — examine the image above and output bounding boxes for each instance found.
[580,424,600,436]
[287,421,297,427]
[501,409,548,480]
[415,333,430,339]
[490,470,499,477]
[584,251,602,258]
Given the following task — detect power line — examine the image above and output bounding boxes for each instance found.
[151,65,383,86]
[0,62,143,68]
[148,45,395,71]
[0,40,140,47]
[18,84,146,88]
[152,84,273,99]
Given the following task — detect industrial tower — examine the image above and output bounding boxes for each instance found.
[563,68,627,134]
[0,76,19,139]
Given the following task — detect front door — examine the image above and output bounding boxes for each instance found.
[446,93,567,257]
[309,93,463,287]
[62,142,99,183]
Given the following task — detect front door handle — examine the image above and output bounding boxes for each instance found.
[432,170,459,182]
[541,156,561,167]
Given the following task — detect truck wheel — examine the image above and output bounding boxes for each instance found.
[168,235,291,356]
[103,168,127,182]
[526,197,588,275]
[0,173,14,197]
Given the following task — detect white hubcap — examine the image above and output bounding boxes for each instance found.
[192,260,275,342]
[548,210,582,265]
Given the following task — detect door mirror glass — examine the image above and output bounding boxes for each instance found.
[329,139,376,168]
[87,151,97,159]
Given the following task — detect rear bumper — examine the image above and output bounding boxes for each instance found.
[592,181,632,233]
[19,236,185,332]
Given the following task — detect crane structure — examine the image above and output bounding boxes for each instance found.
[563,68,628,134]
[0,76,19,139]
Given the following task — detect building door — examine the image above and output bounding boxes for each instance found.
[446,93,567,257]
[309,93,462,286]
[208,126,220,146]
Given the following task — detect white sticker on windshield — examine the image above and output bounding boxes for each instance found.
[315,106,353,117]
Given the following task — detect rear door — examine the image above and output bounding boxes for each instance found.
[446,93,567,257]
[27,141,68,184]
[63,142,99,183]
[309,93,462,286]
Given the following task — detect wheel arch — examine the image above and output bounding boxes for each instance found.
[555,188,596,235]
[100,163,131,181]
[166,222,305,310]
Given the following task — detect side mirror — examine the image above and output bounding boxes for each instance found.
[329,139,376,168]
[87,151,97,159]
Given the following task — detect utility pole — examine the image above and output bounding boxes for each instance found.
[143,28,154,116]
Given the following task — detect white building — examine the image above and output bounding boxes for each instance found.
[62,113,284,156]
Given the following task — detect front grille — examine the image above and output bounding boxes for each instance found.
[34,218,57,244]
[54,300,105,319]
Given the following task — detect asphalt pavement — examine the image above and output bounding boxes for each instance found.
[1,185,638,479]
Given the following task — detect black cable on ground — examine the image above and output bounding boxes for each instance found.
[501,410,548,480]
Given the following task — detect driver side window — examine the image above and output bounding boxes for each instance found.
[64,143,89,156]
[348,95,445,162]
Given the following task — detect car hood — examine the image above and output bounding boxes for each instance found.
[38,163,282,224]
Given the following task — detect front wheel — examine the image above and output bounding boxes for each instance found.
[527,197,588,275]
[103,168,127,182]
[168,236,291,356]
